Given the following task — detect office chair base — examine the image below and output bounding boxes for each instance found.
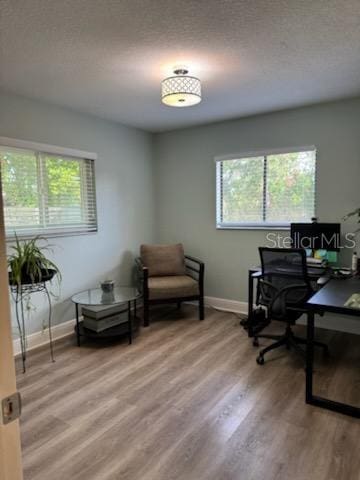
[256,355,265,365]
[254,328,328,365]
[253,333,279,347]
[292,335,329,355]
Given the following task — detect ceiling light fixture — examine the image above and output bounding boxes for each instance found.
[161,68,201,107]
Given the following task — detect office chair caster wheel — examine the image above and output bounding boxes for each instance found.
[256,354,265,365]
[253,338,259,347]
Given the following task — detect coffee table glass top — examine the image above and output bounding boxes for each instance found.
[71,286,141,306]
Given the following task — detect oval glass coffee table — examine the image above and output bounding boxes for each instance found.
[71,286,142,346]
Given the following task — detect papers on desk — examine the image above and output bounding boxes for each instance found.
[344,293,360,309]
[306,257,327,268]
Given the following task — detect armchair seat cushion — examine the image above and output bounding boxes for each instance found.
[148,275,199,300]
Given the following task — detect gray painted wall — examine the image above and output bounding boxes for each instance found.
[2,92,360,336]
[154,98,360,303]
[0,92,155,335]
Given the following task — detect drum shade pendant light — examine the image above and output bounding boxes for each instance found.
[161,68,201,107]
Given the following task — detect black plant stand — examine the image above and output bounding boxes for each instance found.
[10,276,55,373]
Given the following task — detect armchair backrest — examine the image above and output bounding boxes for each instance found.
[140,244,186,277]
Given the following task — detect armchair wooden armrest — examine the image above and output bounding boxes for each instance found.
[185,255,204,303]
[185,255,204,267]
[185,255,204,275]
[135,257,148,275]
[135,257,149,295]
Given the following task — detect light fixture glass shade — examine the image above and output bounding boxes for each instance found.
[161,74,201,107]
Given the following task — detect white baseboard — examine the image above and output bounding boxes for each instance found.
[296,314,360,335]
[204,296,360,335]
[13,318,75,357]
[204,296,248,315]
[12,301,143,356]
[13,295,360,355]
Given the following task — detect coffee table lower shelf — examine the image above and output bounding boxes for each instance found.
[71,287,142,347]
[75,317,140,344]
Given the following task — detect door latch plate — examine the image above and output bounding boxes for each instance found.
[1,392,22,425]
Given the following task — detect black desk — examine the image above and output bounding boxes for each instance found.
[306,278,360,418]
[246,265,329,337]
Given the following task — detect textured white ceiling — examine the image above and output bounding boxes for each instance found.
[1,0,360,132]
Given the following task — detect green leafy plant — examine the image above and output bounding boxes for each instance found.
[8,234,61,287]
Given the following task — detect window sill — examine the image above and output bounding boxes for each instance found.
[6,230,98,242]
[216,224,291,231]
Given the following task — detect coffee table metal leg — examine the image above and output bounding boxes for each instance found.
[128,301,132,345]
[75,303,81,347]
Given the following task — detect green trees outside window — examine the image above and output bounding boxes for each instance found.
[217,150,316,227]
[0,146,97,237]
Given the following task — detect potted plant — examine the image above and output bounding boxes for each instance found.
[8,235,61,287]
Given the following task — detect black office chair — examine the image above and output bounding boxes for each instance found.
[254,247,328,365]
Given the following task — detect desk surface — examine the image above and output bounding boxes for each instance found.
[250,265,328,278]
[307,277,360,317]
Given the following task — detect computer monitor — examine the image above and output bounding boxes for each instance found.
[290,222,341,252]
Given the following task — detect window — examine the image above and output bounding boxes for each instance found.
[0,138,97,238]
[216,148,316,229]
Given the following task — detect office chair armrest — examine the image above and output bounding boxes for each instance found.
[268,284,311,318]
[258,278,279,305]
[259,278,278,292]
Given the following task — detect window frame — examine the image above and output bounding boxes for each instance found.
[0,136,98,240]
[215,146,317,230]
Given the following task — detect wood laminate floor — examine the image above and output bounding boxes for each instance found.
[17,306,360,480]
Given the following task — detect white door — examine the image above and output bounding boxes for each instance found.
[0,173,23,479]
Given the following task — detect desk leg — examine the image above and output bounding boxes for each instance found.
[128,301,132,345]
[306,311,314,403]
[75,303,81,347]
[305,310,359,418]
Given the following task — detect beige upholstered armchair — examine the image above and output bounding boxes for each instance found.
[135,244,205,327]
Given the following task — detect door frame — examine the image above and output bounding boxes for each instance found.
[0,172,23,479]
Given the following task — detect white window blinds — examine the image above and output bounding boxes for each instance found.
[0,140,97,238]
[216,148,316,228]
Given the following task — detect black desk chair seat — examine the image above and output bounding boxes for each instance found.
[254,248,328,365]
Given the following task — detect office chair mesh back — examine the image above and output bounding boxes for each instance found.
[259,248,312,320]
